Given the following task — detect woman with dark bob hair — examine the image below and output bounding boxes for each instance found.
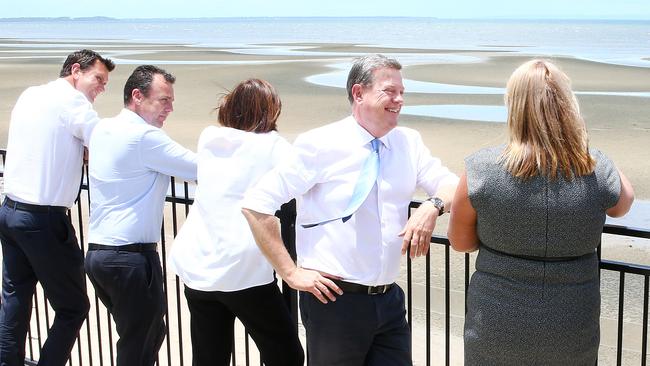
[448,59,634,365]
[169,79,304,365]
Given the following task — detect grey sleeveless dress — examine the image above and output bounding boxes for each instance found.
[464,146,620,366]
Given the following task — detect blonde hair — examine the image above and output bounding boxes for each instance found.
[501,59,595,180]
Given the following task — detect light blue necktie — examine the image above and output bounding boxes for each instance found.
[302,138,380,228]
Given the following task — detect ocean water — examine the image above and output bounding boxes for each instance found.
[0,17,649,66]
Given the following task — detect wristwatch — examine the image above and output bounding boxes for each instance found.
[427,197,445,216]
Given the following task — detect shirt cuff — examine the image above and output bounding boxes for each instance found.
[241,195,280,216]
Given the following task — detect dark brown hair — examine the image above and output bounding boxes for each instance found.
[59,49,115,77]
[217,79,281,133]
[124,65,175,106]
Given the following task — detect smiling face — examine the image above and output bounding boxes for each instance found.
[352,67,404,138]
[132,73,175,128]
[72,60,110,103]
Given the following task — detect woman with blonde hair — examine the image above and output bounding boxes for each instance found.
[169,79,304,366]
[448,59,634,365]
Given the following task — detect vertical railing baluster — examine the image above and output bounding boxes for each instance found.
[33,291,43,351]
[278,201,298,327]
[444,244,450,366]
[27,325,34,361]
[617,272,625,366]
[76,335,82,365]
[76,166,90,366]
[159,216,172,366]
[42,294,50,333]
[245,332,251,366]
[231,329,237,366]
[642,275,649,366]
[107,312,114,366]
[169,178,185,366]
[425,248,431,366]
[406,205,414,358]
[94,298,104,366]
[407,255,413,332]
[465,253,470,314]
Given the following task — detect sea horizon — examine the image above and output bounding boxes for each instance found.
[2,16,650,21]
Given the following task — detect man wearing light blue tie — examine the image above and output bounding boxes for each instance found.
[242,54,458,366]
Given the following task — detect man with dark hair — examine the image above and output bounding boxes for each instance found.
[243,54,458,365]
[0,49,114,365]
[84,64,196,365]
[59,49,115,79]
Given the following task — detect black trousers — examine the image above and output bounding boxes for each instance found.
[184,282,304,366]
[0,202,90,366]
[300,284,411,366]
[85,248,166,366]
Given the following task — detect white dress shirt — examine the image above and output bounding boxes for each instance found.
[243,116,459,286]
[88,109,197,245]
[4,78,99,207]
[169,126,293,291]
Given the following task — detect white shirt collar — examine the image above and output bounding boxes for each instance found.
[117,108,150,125]
[348,115,392,150]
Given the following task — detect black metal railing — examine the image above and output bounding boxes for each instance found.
[1,149,648,365]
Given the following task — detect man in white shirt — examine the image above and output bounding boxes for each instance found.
[0,49,114,366]
[84,65,197,366]
[242,54,459,365]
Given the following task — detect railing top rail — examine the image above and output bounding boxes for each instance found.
[602,223,650,239]
[411,199,650,240]
[600,259,650,275]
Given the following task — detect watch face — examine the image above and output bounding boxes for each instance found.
[430,197,444,215]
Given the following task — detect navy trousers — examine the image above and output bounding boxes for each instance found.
[184,282,304,366]
[85,248,166,366]
[300,284,411,366]
[0,202,90,366]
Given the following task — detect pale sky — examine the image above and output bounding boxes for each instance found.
[3,0,650,20]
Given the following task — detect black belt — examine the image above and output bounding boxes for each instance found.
[481,244,594,262]
[88,243,157,252]
[332,279,394,295]
[3,197,67,214]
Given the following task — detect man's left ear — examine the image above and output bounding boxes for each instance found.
[132,89,142,105]
[352,84,363,102]
[70,63,81,79]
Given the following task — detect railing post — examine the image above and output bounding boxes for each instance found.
[642,275,649,366]
[277,200,299,329]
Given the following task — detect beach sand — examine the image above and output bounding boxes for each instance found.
[1,41,649,365]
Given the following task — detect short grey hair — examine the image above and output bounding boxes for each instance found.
[346,54,402,104]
